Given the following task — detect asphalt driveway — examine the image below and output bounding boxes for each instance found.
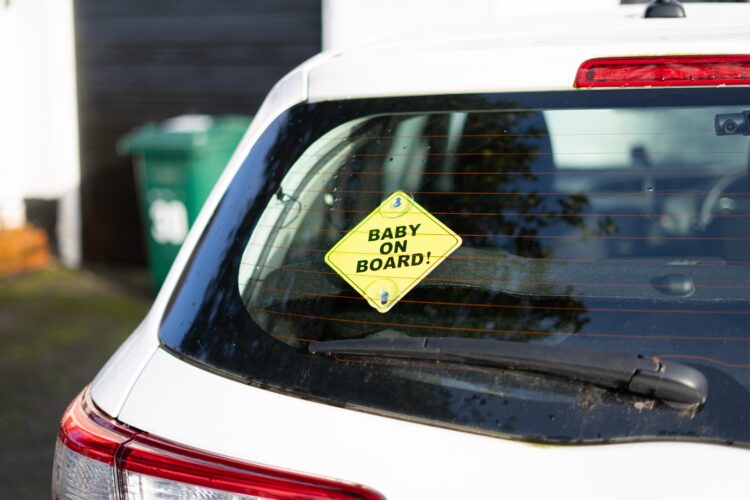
[0,267,150,499]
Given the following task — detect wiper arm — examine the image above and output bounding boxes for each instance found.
[309,337,708,408]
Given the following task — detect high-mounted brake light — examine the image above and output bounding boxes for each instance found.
[574,55,750,88]
[53,389,384,499]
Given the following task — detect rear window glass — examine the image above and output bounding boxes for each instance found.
[161,90,750,446]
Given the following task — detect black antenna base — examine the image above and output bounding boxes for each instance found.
[644,0,686,18]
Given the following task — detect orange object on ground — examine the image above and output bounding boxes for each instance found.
[0,226,51,278]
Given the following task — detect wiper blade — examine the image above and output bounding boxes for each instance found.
[309,337,708,408]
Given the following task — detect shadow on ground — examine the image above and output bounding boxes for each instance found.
[0,267,151,499]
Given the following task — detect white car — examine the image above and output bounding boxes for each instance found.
[53,3,750,499]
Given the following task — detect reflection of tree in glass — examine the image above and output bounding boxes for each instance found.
[255,284,589,346]
[412,109,615,259]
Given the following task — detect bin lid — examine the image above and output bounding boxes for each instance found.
[118,114,252,155]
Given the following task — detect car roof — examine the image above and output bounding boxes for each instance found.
[307,3,750,101]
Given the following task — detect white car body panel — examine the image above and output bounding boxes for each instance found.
[89,4,750,498]
[308,5,750,100]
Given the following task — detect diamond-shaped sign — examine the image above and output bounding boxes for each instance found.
[325,191,462,313]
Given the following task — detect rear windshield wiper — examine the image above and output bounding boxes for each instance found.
[309,337,708,408]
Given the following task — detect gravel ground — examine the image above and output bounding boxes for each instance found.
[0,267,151,499]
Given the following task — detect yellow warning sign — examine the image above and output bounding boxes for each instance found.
[325,191,462,313]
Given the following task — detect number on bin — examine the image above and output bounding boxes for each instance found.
[149,199,189,245]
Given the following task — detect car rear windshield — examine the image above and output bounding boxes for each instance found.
[161,89,750,446]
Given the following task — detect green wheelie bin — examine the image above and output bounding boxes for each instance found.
[119,115,251,291]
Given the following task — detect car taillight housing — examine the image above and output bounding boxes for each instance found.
[574,55,750,88]
[52,389,384,500]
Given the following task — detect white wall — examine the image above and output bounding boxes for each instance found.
[322,0,620,52]
[0,1,26,229]
[0,0,81,266]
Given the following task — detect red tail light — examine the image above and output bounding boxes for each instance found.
[57,389,132,465]
[574,55,750,88]
[53,389,384,499]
